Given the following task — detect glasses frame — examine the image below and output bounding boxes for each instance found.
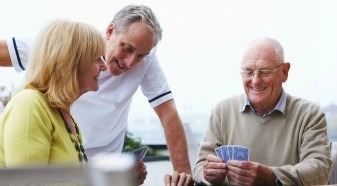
[240,63,284,78]
[100,56,107,65]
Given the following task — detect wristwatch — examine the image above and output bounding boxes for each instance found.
[275,178,283,186]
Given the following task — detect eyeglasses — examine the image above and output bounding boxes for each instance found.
[240,63,284,78]
[100,56,107,65]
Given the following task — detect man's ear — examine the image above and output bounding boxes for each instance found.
[105,23,115,39]
[282,62,291,82]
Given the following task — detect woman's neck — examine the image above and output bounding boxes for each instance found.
[59,109,77,137]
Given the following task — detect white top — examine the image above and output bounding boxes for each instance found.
[7,37,173,158]
[7,37,31,72]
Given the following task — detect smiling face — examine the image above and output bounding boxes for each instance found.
[241,38,290,115]
[78,56,107,95]
[104,21,156,76]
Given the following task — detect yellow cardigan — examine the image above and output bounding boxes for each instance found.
[0,89,80,167]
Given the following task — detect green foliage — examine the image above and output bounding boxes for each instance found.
[122,131,155,156]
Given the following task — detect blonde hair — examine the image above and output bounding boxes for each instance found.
[24,19,105,111]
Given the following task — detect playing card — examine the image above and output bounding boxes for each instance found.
[233,146,249,161]
[227,145,234,161]
[221,146,230,162]
[215,144,250,162]
[215,147,223,160]
[133,146,149,161]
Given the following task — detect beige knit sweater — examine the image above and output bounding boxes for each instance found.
[193,94,332,185]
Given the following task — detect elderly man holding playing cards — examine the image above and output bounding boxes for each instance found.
[193,37,332,186]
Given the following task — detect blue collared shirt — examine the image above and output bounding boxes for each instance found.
[240,89,287,119]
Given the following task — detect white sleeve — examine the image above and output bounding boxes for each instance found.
[140,50,173,108]
[6,37,32,72]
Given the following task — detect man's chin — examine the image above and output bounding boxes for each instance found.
[248,94,265,102]
[108,68,123,76]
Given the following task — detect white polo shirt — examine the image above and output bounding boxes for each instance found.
[7,37,173,158]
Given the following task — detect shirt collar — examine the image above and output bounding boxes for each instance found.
[240,89,287,117]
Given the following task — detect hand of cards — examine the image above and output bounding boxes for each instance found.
[133,146,149,161]
[215,145,250,162]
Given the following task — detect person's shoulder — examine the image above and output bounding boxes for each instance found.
[15,89,41,97]
[286,94,323,113]
[286,94,320,107]
[12,89,45,105]
[213,94,245,110]
[3,89,43,113]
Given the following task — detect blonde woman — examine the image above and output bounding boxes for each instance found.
[0,19,106,167]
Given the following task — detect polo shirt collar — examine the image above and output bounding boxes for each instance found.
[240,89,287,118]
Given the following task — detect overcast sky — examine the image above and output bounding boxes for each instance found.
[1,0,336,117]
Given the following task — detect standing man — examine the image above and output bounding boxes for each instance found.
[193,37,331,185]
[0,4,191,184]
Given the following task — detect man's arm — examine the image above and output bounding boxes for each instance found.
[0,39,12,67]
[154,99,192,174]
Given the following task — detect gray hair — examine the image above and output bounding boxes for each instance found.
[111,4,162,46]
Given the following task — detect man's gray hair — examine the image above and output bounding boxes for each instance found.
[111,4,162,46]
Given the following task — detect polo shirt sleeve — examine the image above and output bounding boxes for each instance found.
[140,51,173,108]
[6,37,31,72]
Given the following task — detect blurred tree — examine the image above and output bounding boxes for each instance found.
[0,85,12,110]
[122,131,155,156]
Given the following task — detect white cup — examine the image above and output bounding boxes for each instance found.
[89,153,135,186]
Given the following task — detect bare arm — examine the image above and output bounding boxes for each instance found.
[154,99,192,174]
[0,39,12,67]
